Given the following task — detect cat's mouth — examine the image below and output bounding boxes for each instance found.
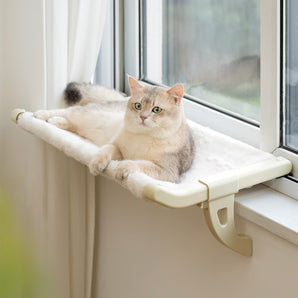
[139,121,153,130]
[138,118,156,129]
[139,120,147,126]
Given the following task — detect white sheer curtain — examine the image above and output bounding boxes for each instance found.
[43,1,106,298]
[0,1,105,296]
[45,0,106,107]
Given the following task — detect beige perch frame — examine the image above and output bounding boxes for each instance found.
[11,109,292,256]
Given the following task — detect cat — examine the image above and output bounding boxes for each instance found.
[34,77,195,183]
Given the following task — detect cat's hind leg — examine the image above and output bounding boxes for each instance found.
[34,109,68,121]
[34,109,74,131]
[47,116,73,130]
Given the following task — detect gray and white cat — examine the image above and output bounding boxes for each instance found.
[34,77,195,183]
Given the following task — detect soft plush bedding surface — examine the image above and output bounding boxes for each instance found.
[16,111,274,199]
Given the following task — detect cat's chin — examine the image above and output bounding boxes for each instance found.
[138,122,155,130]
[126,125,173,139]
[124,119,178,138]
[127,125,153,134]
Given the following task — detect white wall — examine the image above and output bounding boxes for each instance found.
[0,0,46,231]
[1,0,45,183]
[92,177,298,298]
[0,0,46,237]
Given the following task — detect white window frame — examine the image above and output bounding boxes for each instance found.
[260,0,298,197]
[124,0,260,146]
[120,0,298,200]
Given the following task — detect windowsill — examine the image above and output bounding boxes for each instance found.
[235,183,298,245]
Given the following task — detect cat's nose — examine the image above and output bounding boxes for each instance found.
[140,115,147,122]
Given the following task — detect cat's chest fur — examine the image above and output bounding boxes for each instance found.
[115,129,170,160]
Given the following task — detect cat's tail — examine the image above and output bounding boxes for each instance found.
[64,82,126,106]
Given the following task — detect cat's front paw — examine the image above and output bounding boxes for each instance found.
[34,110,51,121]
[89,151,111,175]
[114,160,138,180]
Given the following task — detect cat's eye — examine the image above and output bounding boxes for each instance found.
[152,106,162,114]
[134,103,142,110]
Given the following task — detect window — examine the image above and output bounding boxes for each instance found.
[143,0,260,124]
[270,0,298,184]
[283,0,298,153]
[109,0,298,198]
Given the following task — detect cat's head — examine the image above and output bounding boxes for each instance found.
[124,76,185,138]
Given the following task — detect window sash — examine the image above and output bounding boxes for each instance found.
[125,0,261,145]
[143,1,261,126]
[281,0,298,155]
[124,0,281,145]
[122,0,298,191]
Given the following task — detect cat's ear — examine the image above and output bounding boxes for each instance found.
[167,84,184,104]
[128,76,143,95]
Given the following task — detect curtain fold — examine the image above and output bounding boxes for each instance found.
[68,0,107,81]
[43,1,106,297]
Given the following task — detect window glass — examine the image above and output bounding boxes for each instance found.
[143,0,260,122]
[284,0,298,152]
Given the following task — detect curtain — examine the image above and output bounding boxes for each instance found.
[0,1,105,296]
[43,1,106,298]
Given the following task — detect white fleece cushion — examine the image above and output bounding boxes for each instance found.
[17,112,273,199]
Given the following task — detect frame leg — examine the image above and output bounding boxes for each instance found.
[203,194,253,256]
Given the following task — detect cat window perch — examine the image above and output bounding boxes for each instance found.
[11,108,292,256]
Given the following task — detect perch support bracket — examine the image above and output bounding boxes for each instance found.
[199,173,252,256]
